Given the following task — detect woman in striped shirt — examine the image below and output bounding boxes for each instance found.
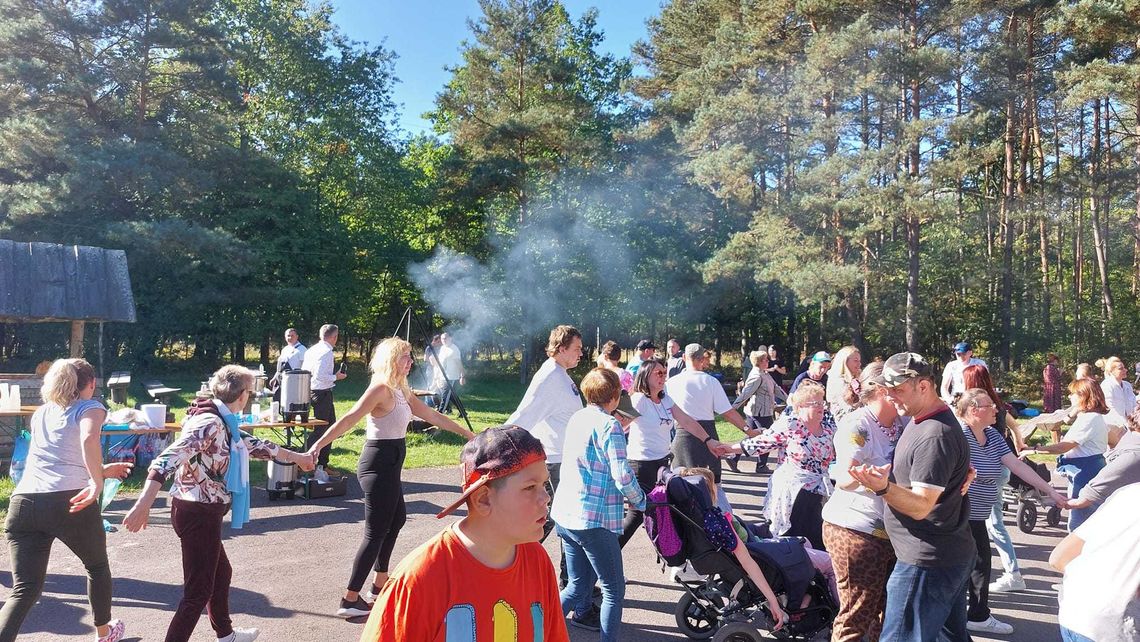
[956,389,1068,636]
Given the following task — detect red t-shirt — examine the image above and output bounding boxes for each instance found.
[359,524,569,642]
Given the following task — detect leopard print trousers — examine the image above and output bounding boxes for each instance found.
[822,521,897,642]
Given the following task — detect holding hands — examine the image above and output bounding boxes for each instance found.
[848,463,891,494]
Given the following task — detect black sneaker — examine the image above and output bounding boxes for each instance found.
[569,607,602,632]
[725,455,741,473]
[336,597,372,618]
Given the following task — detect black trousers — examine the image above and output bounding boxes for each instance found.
[307,387,336,467]
[744,415,775,468]
[541,462,568,585]
[618,456,670,548]
[0,491,113,642]
[787,488,826,551]
[349,439,408,589]
[967,519,993,622]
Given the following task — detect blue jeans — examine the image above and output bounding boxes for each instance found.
[1058,454,1106,531]
[880,559,972,642]
[1060,626,1095,642]
[986,468,1020,575]
[556,525,624,642]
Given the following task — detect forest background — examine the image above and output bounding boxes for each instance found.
[2,0,1140,396]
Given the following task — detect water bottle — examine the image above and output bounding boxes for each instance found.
[10,458,24,484]
[10,429,30,484]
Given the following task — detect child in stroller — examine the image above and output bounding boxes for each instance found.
[648,468,838,641]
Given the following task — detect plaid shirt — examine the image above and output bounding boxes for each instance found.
[551,406,647,533]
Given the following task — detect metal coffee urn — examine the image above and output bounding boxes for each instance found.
[279,369,311,423]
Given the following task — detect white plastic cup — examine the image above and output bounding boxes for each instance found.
[270,401,280,422]
[142,404,167,428]
[251,403,261,421]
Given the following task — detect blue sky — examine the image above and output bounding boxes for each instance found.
[327,1,663,136]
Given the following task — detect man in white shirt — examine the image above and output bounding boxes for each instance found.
[270,327,306,389]
[665,343,753,483]
[301,324,347,475]
[940,341,987,401]
[437,333,466,413]
[506,324,584,587]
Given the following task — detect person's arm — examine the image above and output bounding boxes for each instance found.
[773,382,788,404]
[123,477,163,532]
[731,373,762,409]
[241,431,314,470]
[940,364,953,399]
[720,407,748,432]
[407,394,476,440]
[670,405,727,453]
[733,423,789,457]
[308,383,391,453]
[69,406,111,512]
[1029,440,1079,455]
[1074,451,1140,507]
[601,419,646,510]
[1049,532,1085,572]
[731,543,788,630]
[1001,452,1067,506]
[1004,412,1028,452]
[847,464,943,520]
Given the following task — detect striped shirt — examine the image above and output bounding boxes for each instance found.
[962,425,1012,520]
[551,405,647,533]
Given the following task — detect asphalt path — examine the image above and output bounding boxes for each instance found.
[1,462,1068,641]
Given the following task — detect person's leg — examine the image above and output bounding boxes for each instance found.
[619,457,666,548]
[881,559,972,642]
[556,526,597,617]
[0,495,54,642]
[754,415,773,471]
[787,488,826,551]
[53,499,114,630]
[822,522,896,642]
[205,544,234,638]
[986,469,1020,578]
[165,499,227,642]
[1060,627,1097,642]
[306,388,336,467]
[940,559,973,642]
[542,463,568,587]
[966,520,992,623]
[346,441,406,594]
[575,528,625,642]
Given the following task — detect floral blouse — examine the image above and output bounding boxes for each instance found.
[148,410,279,504]
[741,418,836,495]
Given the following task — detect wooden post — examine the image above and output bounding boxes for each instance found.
[70,320,84,357]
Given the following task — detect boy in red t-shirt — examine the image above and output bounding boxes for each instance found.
[359,426,569,642]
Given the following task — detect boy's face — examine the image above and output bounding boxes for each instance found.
[486,460,551,544]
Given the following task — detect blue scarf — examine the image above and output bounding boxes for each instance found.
[215,401,251,530]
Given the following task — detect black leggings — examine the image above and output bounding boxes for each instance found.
[967,519,992,622]
[618,457,670,548]
[0,491,112,642]
[348,439,407,591]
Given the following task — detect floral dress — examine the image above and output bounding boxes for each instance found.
[742,418,836,537]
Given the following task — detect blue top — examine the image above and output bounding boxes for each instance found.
[962,425,1012,521]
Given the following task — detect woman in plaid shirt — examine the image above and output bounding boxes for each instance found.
[550,368,646,641]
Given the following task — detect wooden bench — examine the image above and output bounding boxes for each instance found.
[108,371,131,406]
[142,379,181,405]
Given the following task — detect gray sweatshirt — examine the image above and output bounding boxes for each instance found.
[1078,431,1140,505]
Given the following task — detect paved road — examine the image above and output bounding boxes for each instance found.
[1,463,1068,641]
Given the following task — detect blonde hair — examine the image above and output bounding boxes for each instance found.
[749,349,767,367]
[41,358,96,407]
[789,379,825,408]
[370,337,413,396]
[1075,362,1094,381]
[209,365,255,404]
[832,345,861,382]
[1096,356,1126,378]
[676,467,717,502]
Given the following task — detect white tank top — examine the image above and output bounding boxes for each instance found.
[365,387,412,440]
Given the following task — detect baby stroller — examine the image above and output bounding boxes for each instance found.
[1002,457,1063,533]
[644,471,837,641]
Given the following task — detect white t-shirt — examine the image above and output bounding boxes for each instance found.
[1065,412,1110,459]
[940,357,987,399]
[1102,378,1138,420]
[437,343,463,381]
[822,407,908,537]
[278,342,306,371]
[664,370,731,422]
[1058,483,1140,642]
[506,358,583,464]
[626,393,676,461]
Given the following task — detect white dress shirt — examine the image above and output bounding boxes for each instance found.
[302,340,336,391]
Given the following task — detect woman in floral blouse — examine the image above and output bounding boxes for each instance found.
[722,379,835,550]
[124,365,314,642]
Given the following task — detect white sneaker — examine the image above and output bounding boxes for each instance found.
[218,628,260,642]
[967,616,1014,635]
[313,466,330,483]
[669,561,707,583]
[989,572,1026,593]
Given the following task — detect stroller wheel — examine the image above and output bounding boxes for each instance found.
[1016,502,1037,534]
[1046,505,1062,527]
[675,591,724,640]
[712,622,765,642]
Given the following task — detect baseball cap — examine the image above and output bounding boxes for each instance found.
[684,343,706,359]
[613,392,641,420]
[953,341,971,354]
[636,339,657,351]
[811,351,832,363]
[871,352,933,387]
[435,426,547,519]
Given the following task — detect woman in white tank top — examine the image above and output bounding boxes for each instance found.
[307,337,475,618]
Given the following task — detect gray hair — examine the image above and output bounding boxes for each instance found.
[954,388,992,416]
[210,365,255,404]
[319,324,339,340]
